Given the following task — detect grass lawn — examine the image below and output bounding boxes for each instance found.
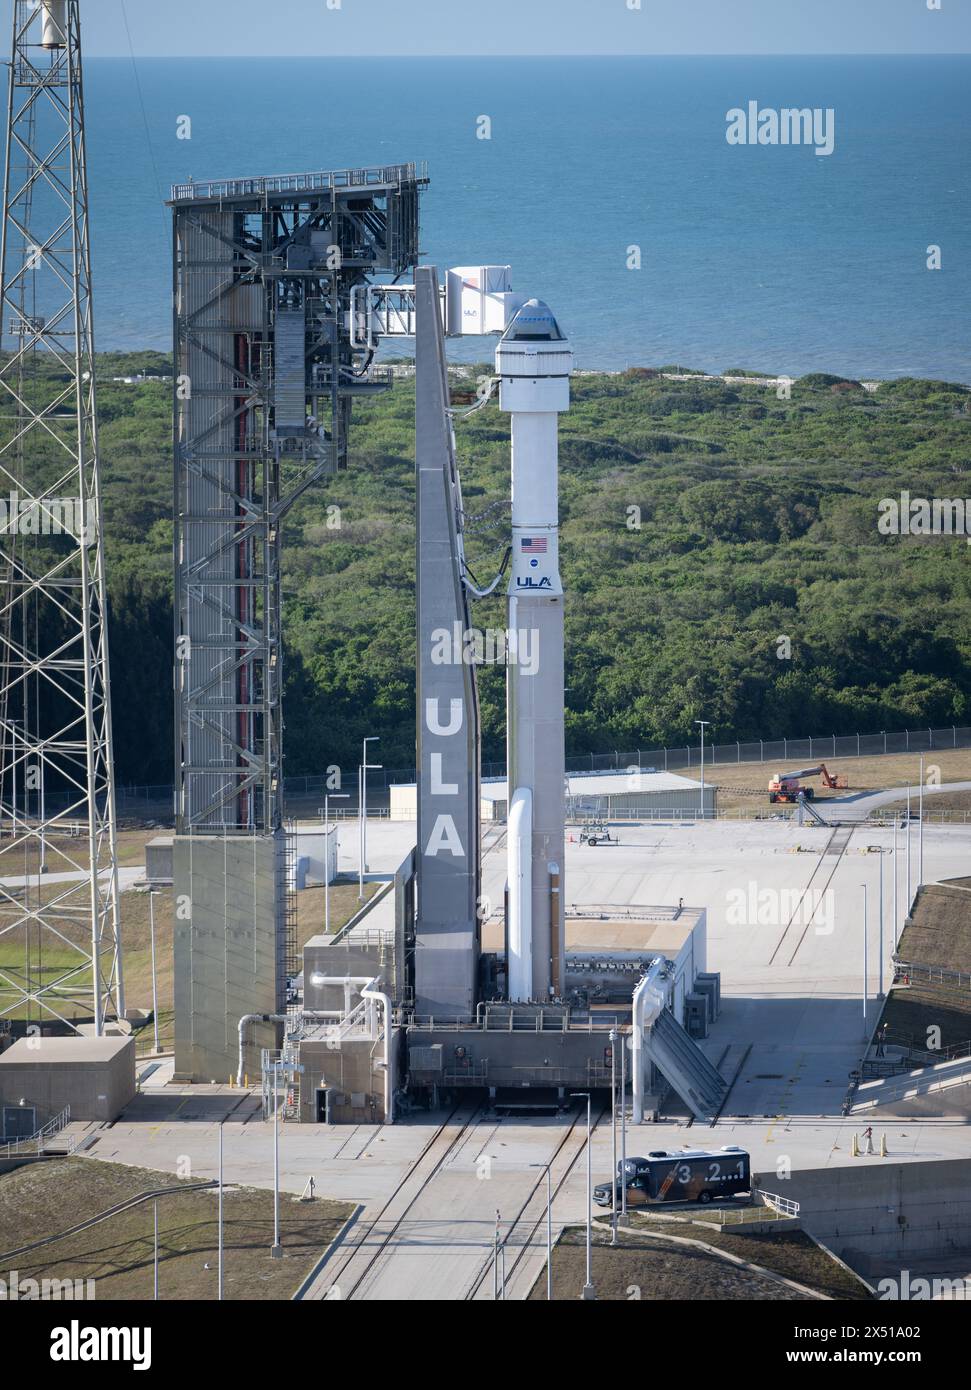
[626,1214,872,1300]
[530,1219,873,1301]
[0,1158,353,1301]
[529,1226,815,1301]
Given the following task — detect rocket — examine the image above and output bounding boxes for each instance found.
[496,300,573,1001]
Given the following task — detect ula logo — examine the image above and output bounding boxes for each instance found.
[726,102,836,157]
[50,1321,152,1371]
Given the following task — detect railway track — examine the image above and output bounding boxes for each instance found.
[317,1101,485,1301]
[465,1103,608,1301]
[767,823,857,967]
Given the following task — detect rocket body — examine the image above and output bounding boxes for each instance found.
[497,301,572,1002]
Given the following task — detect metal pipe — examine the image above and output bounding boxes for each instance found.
[631,961,666,1124]
[507,788,532,1001]
[549,863,561,997]
[362,982,394,1124]
[149,891,160,1054]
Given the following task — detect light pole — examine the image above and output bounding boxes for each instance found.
[269,1057,303,1259]
[323,793,349,933]
[918,753,925,890]
[906,784,912,909]
[272,1062,282,1258]
[149,890,161,1053]
[530,1163,553,1300]
[359,737,381,900]
[218,1122,224,1300]
[570,1091,595,1300]
[620,1032,628,1222]
[862,882,869,1039]
[892,814,899,951]
[695,720,711,820]
[878,846,885,1000]
[609,1030,618,1245]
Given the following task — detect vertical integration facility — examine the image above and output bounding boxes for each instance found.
[171,165,426,1082]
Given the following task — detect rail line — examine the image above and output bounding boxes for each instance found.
[320,1101,485,1301]
[767,824,857,967]
[465,1103,609,1301]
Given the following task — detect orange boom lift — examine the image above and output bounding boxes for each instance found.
[767,764,849,804]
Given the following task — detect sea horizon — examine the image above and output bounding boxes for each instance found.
[68,54,971,381]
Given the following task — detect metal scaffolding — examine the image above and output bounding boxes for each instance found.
[0,1,123,1032]
[172,164,426,834]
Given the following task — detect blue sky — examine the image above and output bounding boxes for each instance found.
[2,0,969,57]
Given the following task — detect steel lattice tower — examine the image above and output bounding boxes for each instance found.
[0,1,123,1033]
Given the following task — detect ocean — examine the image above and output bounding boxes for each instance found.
[85,55,971,380]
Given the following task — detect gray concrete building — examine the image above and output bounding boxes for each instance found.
[0,1036,135,1134]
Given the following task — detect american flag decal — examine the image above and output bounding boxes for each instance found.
[520,537,548,554]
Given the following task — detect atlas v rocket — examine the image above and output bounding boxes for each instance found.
[497,301,573,1002]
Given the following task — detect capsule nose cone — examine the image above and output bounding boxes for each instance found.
[502,299,567,343]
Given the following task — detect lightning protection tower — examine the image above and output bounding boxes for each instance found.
[0,1,123,1034]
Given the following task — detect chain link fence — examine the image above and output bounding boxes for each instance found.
[112,723,971,816]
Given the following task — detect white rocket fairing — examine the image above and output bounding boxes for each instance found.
[496,300,573,1001]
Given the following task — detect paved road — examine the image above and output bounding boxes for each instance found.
[825,780,971,822]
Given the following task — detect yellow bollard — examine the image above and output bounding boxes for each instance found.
[851,1133,859,1157]
[880,1133,887,1157]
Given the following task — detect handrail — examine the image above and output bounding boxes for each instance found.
[0,1104,71,1158]
[171,162,428,204]
[755,1189,800,1218]
[892,959,971,992]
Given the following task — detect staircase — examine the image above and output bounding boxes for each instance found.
[645,1009,728,1120]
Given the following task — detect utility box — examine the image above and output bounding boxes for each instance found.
[695,972,721,1022]
[684,993,710,1040]
[445,266,525,337]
